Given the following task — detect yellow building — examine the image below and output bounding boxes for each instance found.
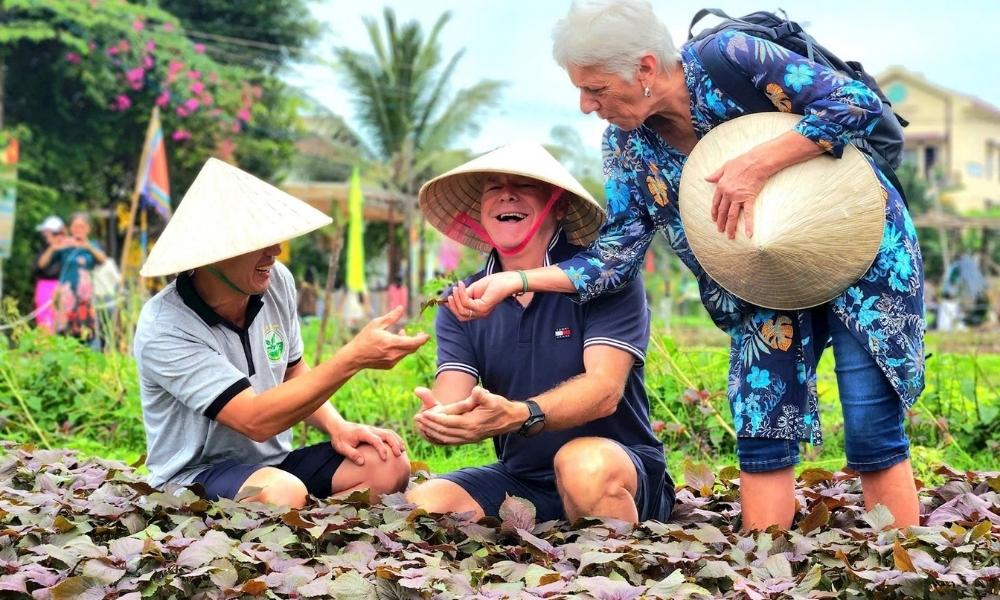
[877,67,1000,213]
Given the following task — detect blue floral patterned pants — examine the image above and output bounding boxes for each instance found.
[736,304,911,473]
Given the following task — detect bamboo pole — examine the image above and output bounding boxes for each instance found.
[314,223,345,363]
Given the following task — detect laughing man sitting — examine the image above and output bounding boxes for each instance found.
[406,142,675,524]
[134,159,427,508]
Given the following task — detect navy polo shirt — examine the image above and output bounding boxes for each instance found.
[435,230,666,480]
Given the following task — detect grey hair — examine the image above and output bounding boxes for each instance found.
[69,212,90,226]
[552,0,679,79]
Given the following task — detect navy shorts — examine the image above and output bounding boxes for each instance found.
[737,304,911,473]
[192,442,346,500]
[439,444,674,523]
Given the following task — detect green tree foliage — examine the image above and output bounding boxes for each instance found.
[157,0,320,73]
[0,0,316,311]
[545,125,606,204]
[895,162,954,281]
[331,8,505,284]
[895,163,933,215]
[155,0,322,183]
[334,8,504,194]
[289,98,369,183]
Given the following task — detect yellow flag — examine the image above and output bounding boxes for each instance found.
[345,167,366,292]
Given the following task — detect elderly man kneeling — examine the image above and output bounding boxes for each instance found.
[407,143,675,524]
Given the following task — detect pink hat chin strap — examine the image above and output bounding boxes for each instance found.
[446,187,564,256]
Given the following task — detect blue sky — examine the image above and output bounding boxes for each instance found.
[286,1,1000,159]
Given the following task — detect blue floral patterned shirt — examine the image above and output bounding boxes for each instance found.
[559,31,925,445]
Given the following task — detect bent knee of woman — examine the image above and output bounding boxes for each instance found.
[240,467,308,508]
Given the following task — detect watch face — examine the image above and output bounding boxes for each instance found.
[523,416,545,437]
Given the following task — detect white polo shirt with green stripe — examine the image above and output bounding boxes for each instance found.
[134,261,303,488]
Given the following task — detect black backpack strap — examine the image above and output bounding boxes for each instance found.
[869,151,910,208]
[687,8,736,40]
[695,34,773,114]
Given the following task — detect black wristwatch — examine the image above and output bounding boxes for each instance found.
[517,399,546,438]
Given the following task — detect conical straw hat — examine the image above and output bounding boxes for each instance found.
[140,158,332,277]
[679,112,885,311]
[419,141,605,252]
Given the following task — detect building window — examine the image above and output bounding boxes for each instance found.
[924,146,937,180]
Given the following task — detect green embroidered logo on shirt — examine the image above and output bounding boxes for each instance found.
[263,325,285,362]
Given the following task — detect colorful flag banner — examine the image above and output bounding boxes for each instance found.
[0,139,19,259]
[345,167,366,293]
[137,107,171,219]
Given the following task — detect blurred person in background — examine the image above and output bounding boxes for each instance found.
[32,215,66,333]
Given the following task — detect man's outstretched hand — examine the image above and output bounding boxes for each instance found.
[344,306,429,370]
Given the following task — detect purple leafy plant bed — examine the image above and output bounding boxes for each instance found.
[0,445,998,599]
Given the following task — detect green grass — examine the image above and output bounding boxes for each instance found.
[1,305,996,487]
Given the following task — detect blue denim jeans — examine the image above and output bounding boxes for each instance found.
[737,304,911,473]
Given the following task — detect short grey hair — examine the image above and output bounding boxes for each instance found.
[69,212,90,226]
[552,0,679,79]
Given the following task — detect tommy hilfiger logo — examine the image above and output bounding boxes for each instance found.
[554,327,572,339]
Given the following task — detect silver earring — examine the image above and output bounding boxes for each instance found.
[643,86,651,97]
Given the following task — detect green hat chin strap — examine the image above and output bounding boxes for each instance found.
[206,266,253,296]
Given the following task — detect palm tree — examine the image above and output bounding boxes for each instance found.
[335,8,504,287]
[335,8,504,194]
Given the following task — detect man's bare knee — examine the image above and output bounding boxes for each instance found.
[239,467,308,509]
[370,451,411,496]
[407,479,485,520]
[332,446,411,499]
[554,438,637,507]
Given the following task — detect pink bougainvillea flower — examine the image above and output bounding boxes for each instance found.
[187,70,202,80]
[87,41,97,52]
[132,19,144,32]
[155,92,171,107]
[200,93,214,107]
[167,61,184,84]
[113,95,132,111]
[145,40,156,52]
[65,52,82,64]
[251,85,263,99]
[162,22,174,32]
[183,98,200,112]
[208,72,218,84]
[237,107,251,122]
[208,108,222,117]
[176,105,189,117]
[194,43,205,54]
[117,40,130,53]
[126,67,145,90]
[106,46,120,57]
[189,81,204,95]
[231,121,242,133]
[171,130,192,142]
[142,55,154,70]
